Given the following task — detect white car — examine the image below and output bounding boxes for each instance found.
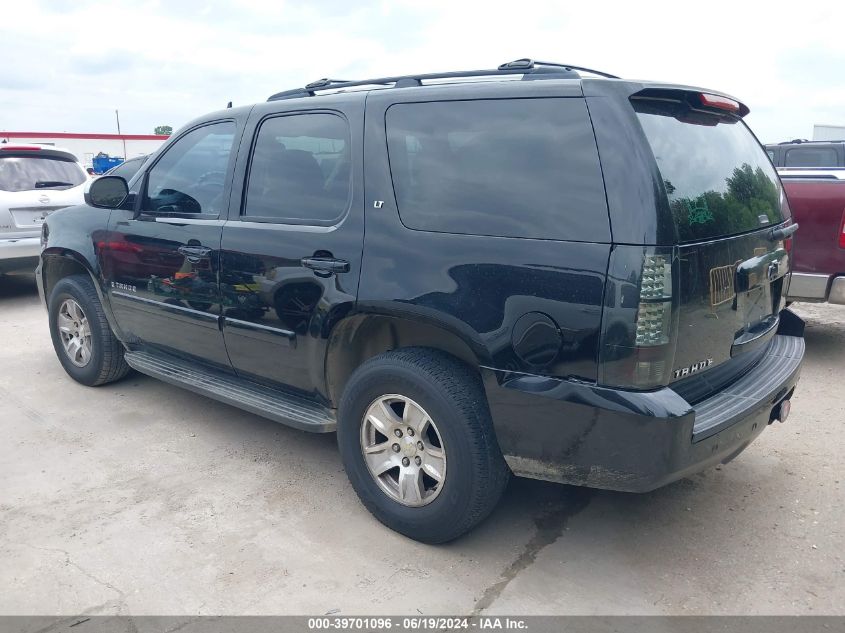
[0,144,87,275]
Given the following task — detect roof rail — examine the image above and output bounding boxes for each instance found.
[267,58,618,102]
[776,138,844,145]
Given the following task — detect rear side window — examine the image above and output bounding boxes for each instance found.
[635,104,784,243]
[243,113,351,223]
[385,98,609,241]
[0,156,86,192]
[784,147,838,167]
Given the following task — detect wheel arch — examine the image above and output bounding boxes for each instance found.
[40,249,125,341]
[41,248,103,303]
[324,310,490,406]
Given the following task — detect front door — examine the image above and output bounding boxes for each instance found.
[102,119,240,369]
[220,99,365,400]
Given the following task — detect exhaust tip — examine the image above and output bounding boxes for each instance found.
[774,399,792,423]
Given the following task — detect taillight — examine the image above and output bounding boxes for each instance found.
[599,246,678,390]
[839,210,845,249]
[635,254,672,346]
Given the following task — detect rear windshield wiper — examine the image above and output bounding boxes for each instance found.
[35,180,75,188]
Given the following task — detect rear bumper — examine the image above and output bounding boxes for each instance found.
[0,236,40,274]
[787,272,845,304]
[483,325,805,493]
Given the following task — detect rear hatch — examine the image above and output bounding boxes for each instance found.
[0,147,87,239]
[633,93,791,401]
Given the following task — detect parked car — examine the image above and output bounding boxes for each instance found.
[766,140,845,168]
[0,144,87,275]
[36,59,805,542]
[103,155,148,182]
[780,168,845,304]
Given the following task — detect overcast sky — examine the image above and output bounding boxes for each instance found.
[1,0,843,143]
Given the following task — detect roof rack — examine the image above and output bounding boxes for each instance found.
[267,58,619,101]
[777,138,845,145]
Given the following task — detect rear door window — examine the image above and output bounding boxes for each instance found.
[784,147,838,167]
[243,113,351,224]
[385,98,609,242]
[635,103,784,243]
[0,156,86,192]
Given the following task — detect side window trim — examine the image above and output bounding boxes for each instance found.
[239,109,352,227]
[138,119,238,220]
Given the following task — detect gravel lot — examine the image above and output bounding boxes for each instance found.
[1,273,842,616]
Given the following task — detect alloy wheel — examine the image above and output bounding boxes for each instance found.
[57,299,92,367]
[360,394,447,507]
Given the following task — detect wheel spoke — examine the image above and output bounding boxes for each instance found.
[67,337,81,359]
[423,447,446,483]
[398,468,423,504]
[366,413,392,438]
[403,402,428,434]
[364,444,397,476]
[57,313,74,334]
[367,399,400,437]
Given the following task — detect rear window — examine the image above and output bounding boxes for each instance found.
[385,98,609,242]
[0,156,86,192]
[635,104,784,243]
[784,147,838,167]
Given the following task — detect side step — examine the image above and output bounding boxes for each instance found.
[124,350,336,433]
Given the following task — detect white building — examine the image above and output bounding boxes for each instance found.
[0,131,169,168]
[813,124,845,141]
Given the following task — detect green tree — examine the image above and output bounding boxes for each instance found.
[669,163,780,241]
[154,125,172,136]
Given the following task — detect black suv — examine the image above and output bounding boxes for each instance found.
[765,139,845,168]
[37,60,805,543]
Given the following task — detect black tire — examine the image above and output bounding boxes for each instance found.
[48,274,130,386]
[337,348,510,543]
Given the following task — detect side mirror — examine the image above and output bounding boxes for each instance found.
[85,176,129,209]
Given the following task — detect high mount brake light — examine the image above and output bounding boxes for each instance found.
[1,145,41,151]
[699,93,740,113]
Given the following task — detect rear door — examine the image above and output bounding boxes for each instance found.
[219,95,365,399]
[633,98,791,383]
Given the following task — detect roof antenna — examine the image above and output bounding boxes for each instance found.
[227,101,233,109]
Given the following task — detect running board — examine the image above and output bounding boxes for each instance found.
[124,350,336,433]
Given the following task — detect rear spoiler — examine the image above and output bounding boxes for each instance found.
[0,145,79,162]
[630,87,750,118]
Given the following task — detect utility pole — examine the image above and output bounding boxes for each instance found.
[115,109,127,160]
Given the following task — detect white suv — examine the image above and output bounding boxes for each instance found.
[0,144,87,274]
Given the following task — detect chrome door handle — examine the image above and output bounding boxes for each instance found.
[301,257,350,274]
[178,245,212,263]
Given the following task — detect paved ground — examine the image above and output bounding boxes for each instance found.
[0,273,842,616]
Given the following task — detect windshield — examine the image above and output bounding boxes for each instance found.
[635,104,784,243]
[0,156,86,192]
